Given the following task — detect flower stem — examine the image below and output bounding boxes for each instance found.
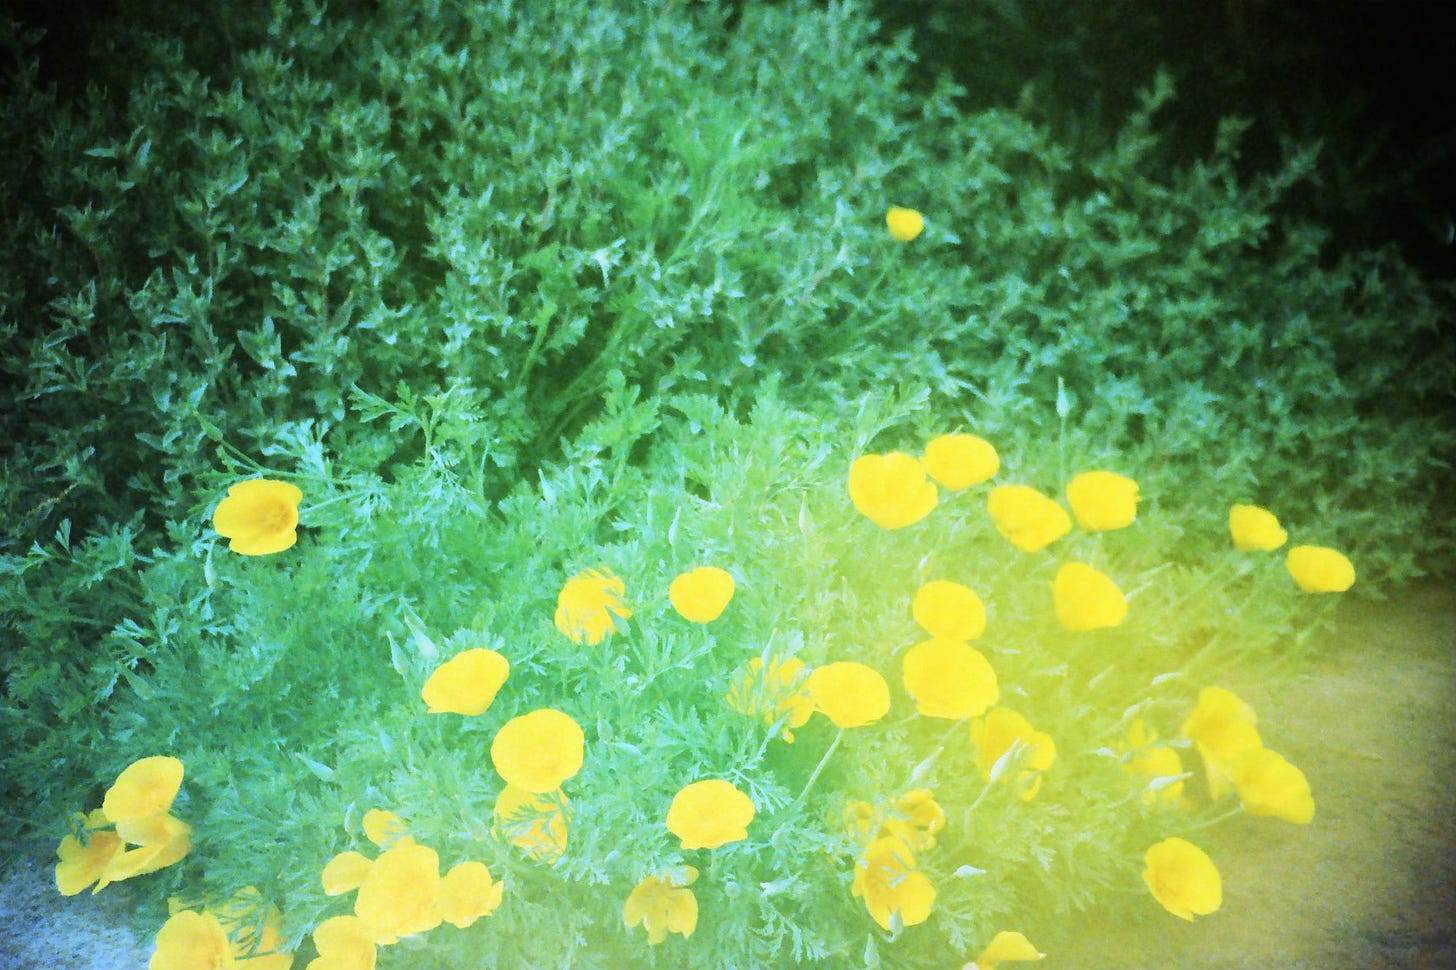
[1180,803,1244,835]
[907,717,969,787]
[795,728,845,805]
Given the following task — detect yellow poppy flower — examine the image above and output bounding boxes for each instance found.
[1065,471,1139,531]
[212,478,303,556]
[492,785,569,861]
[668,566,735,623]
[986,486,1071,552]
[623,867,698,945]
[1051,562,1128,631]
[1228,504,1287,551]
[851,836,936,931]
[1231,747,1314,824]
[420,648,510,716]
[54,811,123,896]
[1124,745,1186,806]
[848,452,938,530]
[883,789,946,852]
[724,656,814,743]
[149,910,232,970]
[97,814,191,891]
[437,861,505,928]
[901,638,999,719]
[490,709,585,794]
[322,851,374,895]
[361,809,406,848]
[805,662,891,729]
[309,915,376,970]
[1285,545,1356,593]
[353,838,442,944]
[180,887,291,970]
[921,434,999,490]
[554,568,631,644]
[912,580,987,640]
[970,708,1056,801]
[967,930,1044,969]
[101,755,184,823]
[666,780,756,850]
[885,206,925,242]
[1181,686,1261,800]
[1142,838,1222,921]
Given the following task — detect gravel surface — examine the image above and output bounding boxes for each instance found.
[0,845,147,970]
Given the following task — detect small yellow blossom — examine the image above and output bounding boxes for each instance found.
[1181,686,1261,800]
[901,639,999,720]
[353,838,442,944]
[437,861,505,928]
[986,485,1071,552]
[490,709,585,794]
[1285,545,1356,593]
[668,566,736,623]
[724,656,814,743]
[852,836,936,931]
[912,580,986,640]
[623,867,699,944]
[174,887,292,970]
[848,452,938,530]
[308,915,376,970]
[970,708,1056,801]
[361,809,406,848]
[149,910,232,970]
[1119,721,1186,807]
[885,207,925,242]
[666,780,756,850]
[1143,838,1222,921]
[101,756,184,823]
[966,930,1044,969]
[1231,747,1314,824]
[212,479,303,556]
[554,568,631,644]
[1052,562,1128,631]
[806,662,891,729]
[421,648,509,716]
[55,810,122,896]
[492,785,569,861]
[921,434,998,490]
[1228,504,1287,551]
[843,791,946,852]
[1065,471,1139,531]
[322,851,374,896]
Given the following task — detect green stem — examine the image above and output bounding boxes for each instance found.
[795,728,845,805]
[907,717,969,787]
[1180,804,1244,835]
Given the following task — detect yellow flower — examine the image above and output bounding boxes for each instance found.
[668,566,735,623]
[1143,838,1222,921]
[97,814,191,891]
[1231,747,1314,824]
[1181,686,1261,800]
[623,867,699,944]
[1228,504,1287,551]
[361,809,407,848]
[885,206,925,242]
[101,755,184,823]
[921,434,998,490]
[490,709,585,794]
[184,887,292,970]
[805,662,891,729]
[986,485,1071,552]
[322,851,374,896]
[848,452,938,530]
[420,648,510,716]
[851,836,936,931]
[1121,730,1186,807]
[666,779,756,850]
[912,580,986,640]
[308,915,376,970]
[1285,545,1355,593]
[55,810,122,896]
[966,930,1044,969]
[212,479,303,556]
[492,785,569,861]
[901,639,998,719]
[724,656,814,743]
[1051,562,1128,631]
[1065,471,1139,531]
[353,838,442,944]
[149,910,233,970]
[843,792,945,852]
[970,708,1056,801]
[437,861,505,928]
[554,568,631,644]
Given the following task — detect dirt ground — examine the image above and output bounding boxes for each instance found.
[1,580,1452,970]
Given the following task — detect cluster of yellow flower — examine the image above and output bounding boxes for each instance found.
[149,888,291,970]
[55,756,192,897]
[315,810,503,969]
